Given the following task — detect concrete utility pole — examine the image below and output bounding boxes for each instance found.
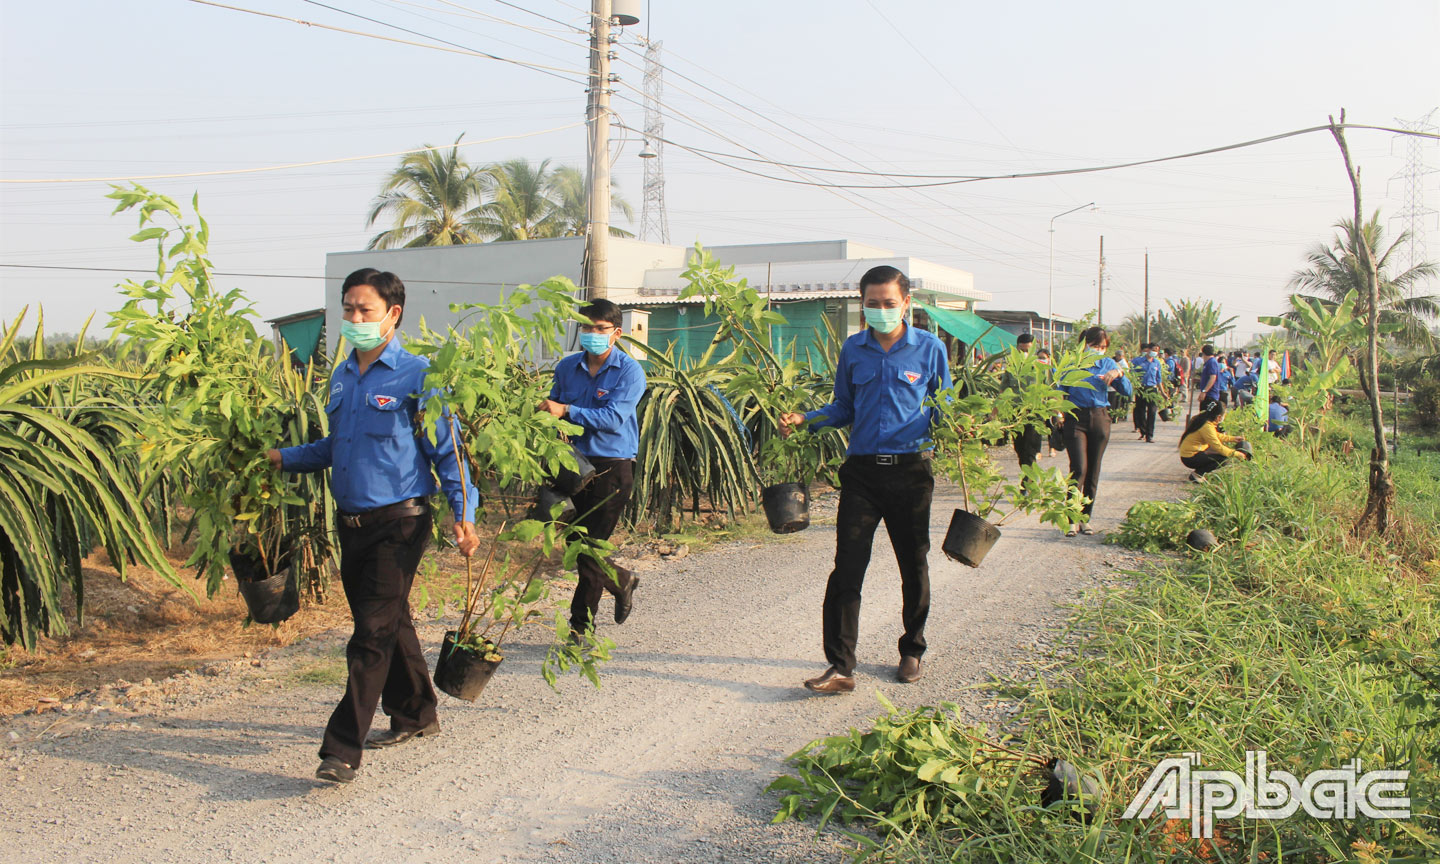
[1096,235,1105,328]
[583,0,613,299]
[1143,251,1150,344]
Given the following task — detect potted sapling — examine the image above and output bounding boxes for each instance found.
[757,425,829,533]
[930,348,1090,566]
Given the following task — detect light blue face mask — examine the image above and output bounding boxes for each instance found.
[579,332,614,355]
[340,312,394,351]
[863,305,906,334]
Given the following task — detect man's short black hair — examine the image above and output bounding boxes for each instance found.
[1017,333,1034,346]
[342,268,406,325]
[1202,343,1215,356]
[1164,347,1174,355]
[858,265,910,298]
[579,298,623,329]
[1080,326,1108,347]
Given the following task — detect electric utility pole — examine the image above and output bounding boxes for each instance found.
[1143,251,1150,344]
[583,0,614,299]
[1096,235,1105,328]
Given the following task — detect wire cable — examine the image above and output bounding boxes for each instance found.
[182,0,587,81]
[0,122,585,184]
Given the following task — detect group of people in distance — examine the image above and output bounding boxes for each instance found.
[268,264,1285,784]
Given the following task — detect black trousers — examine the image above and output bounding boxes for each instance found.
[321,508,436,768]
[823,457,934,677]
[1065,406,1112,518]
[1136,386,1158,440]
[1181,452,1228,476]
[568,458,636,633]
[1013,425,1043,469]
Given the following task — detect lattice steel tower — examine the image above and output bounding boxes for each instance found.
[638,38,670,244]
[1391,109,1439,274]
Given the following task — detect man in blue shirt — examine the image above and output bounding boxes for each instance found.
[267,268,480,784]
[541,298,647,638]
[779,265,951,694]
[1061,327,1132,535]
[1199,344,1225,412]
[1133,343,1166,443]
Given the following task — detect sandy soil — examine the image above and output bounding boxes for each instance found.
[2,420,1188,863]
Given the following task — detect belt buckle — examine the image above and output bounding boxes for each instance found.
[875,454,897,466]
[341,513,363,528]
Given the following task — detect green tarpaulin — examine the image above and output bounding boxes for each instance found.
[276,315,324,364]
[916,302,1017,355]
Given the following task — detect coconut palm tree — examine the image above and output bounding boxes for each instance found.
[545,164,634,238]
[1286,213,1438,349]
[1165,299,1237,355]
[366,135,491,249]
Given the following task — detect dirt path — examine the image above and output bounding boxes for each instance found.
[3,422,1187,863]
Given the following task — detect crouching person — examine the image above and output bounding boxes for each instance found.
[267,268,480,784]
[1178,402,1249,482]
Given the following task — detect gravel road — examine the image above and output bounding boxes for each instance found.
[3,423,1186,863]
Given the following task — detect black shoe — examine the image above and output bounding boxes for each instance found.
[897,656,923,684]
[315,756,355,783]
[614,576,639,624]
[365,721,439,749]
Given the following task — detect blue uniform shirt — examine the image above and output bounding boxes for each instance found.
[280,338,478,524]
[1165,356,1179,378]
[1202,357,1225,401]
[1138,356,1164,387]
[1063,355,1133,409]
[1218,369,1234,393]
[805,323,952,455]
[1268,401,1289,431]
[548,346,646,459]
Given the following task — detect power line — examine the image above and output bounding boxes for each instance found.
[614,122,1440,189]
[0,122,585,184]
[182,0,587,82]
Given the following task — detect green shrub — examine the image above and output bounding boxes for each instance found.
[1412,379,1440,429]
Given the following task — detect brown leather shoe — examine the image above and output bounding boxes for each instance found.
[365,721,440,749]
[897,656,923,684]
[803,667,855,694]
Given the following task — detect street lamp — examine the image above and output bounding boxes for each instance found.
[1047,202,1096,349]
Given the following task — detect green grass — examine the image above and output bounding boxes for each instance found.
[770,412,1440,862]
[285,645,347,688]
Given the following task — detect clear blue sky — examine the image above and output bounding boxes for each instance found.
[3,0,1438,341]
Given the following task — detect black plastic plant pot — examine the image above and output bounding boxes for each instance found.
[941,508,1002,568]
[433,631,503,702]
[1159,408,1173,422]
[1186,529,1218,551]
[529,485,577,523]
[230,551,299,625]
[1234,439,1254,459]
[550,446,597,497]
[761,483,810,534]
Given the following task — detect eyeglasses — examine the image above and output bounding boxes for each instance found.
[579,324,617,334]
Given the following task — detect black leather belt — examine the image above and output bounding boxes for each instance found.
[849,452,932,466]
[338,497,428,529]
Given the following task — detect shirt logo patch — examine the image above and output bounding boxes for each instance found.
[331,382,343,394]
[373,395,396,408]
[901,370,922,385]
[596,388,609,398]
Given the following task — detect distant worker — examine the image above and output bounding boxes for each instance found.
[1199,344,1224,412]
[1267,393,1291,437]
[1004,334,1044,470]
[1060,327,1132,536]
[1133,343,1166,442]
